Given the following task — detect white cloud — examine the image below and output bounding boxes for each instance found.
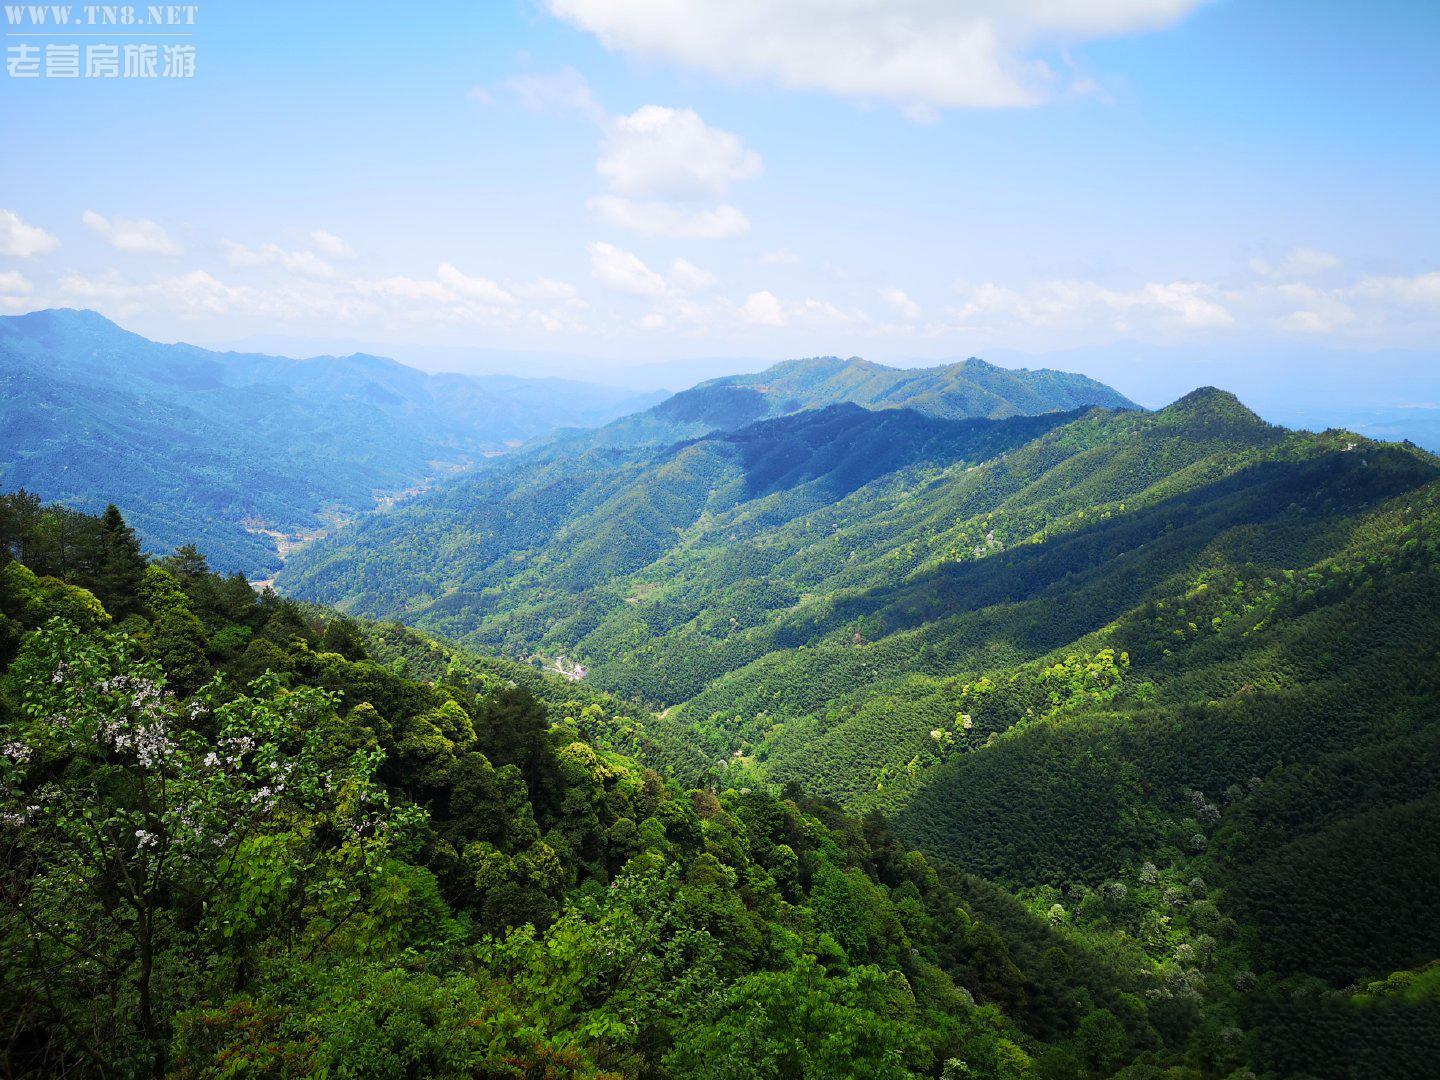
[499,66,607,124]
[0,210,59,258]
[1268,270,1440,337]
[740,290,786,326]
[589,195,751,238]
[951,277,1232,332]
[223,240,336,278]
[759,248,800,266]
[0,270,33,310]
[81,210,182,255]
[545,0,1208,114]
[59,269,256,317]
[309,230,356,258]
[1351,271,1440,308]
[511,277,581,303]
[882,287,922,319]
[1250,246,1341,279]
[588,241,717,299]
[669,257,717,292]
[588,241,670,297]
[598,105,761,200]
[587,105,761,239]
[365,275,452,303]
[435,262,519,306]
[1277,308,1352,335]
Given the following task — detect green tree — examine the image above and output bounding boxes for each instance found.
[0,621,420,1076]
[667,954,927,1079]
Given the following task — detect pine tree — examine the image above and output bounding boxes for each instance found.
[96,505,146,616]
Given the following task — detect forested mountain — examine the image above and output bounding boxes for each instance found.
[0,310,661,577]
[271,386,1440,1077]
[279,402,1087,628]
[0,495,1209,1078]
[538,354,1138,455]
[6,417,1440,1075]
[283,387,1432,729]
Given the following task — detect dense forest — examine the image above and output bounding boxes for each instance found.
[6,408,1440,1077]
[270,384,1440,1077]
[0,493,1236,1078]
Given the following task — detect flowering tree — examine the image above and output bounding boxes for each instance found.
[0,619,422,1076]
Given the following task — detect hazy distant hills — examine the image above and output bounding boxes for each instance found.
[982,341,1440,451]
[0,309,661,575]
[540,353,1137,454]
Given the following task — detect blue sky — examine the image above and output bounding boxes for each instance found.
[2,0,1438,369]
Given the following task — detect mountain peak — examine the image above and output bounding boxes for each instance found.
[1159,386,1267,427]
[9,307,125,333]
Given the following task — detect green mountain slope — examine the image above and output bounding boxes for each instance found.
[0,309,660,577]
[284,387,1434,748]
[9,460,1440,1075]
[0,493,1216,1078]
[278,402,1092,638]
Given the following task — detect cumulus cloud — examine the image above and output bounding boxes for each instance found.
[589,241,670,297]
[0,210,59,258]
[309,230,356,258]
[740,289,786,326]
[669,257,718,292]
[82,210,182,255]
[598,105,761,200]
[545,0,1208,114]
[47,252,589,337]
[1351,271,1440,307]
[630,285,867,335]
[587,105,761,239]
[482,71,762,240]
[1270,271,1440,337]
[58,269,257,318]
[883,287,922,319]
[435,262,519,306]
[589,195,751,238]
[511,277,581,302]
[587,241,717,300]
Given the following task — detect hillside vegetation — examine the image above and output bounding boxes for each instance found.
[273,386,1440,1077]
[2,494,1221,1079]
[9,362,1440,1076]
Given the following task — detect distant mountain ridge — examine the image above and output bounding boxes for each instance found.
[542,353,1137,454]
[0,309,662,575]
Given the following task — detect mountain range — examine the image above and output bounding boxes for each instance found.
[0,309,662,576]
[4,310,1440,1076]
[537,354,1135,455]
